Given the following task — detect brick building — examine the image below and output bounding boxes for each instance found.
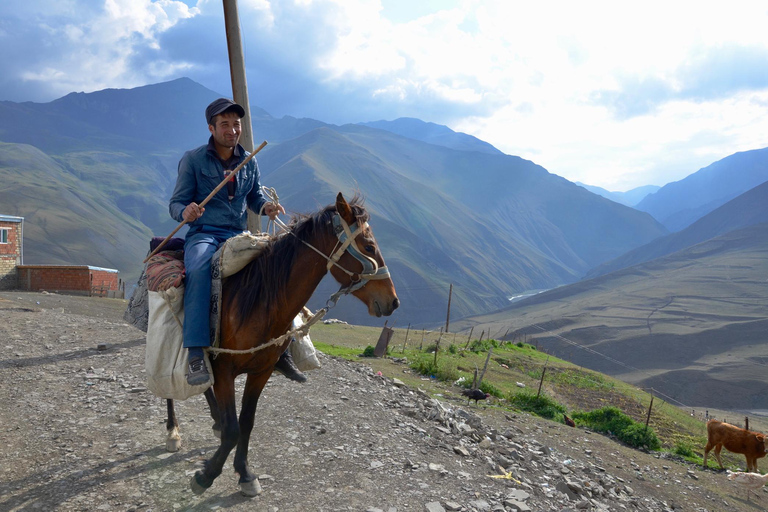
[0,214,23,290]
[16,265,120,297]
[0,213,122,297]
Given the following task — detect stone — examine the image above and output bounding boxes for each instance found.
[468,500,490,511]
[556,480,579,500]
[453,445,470,457]
[504,501,531,512]
[444,502,462,511]
[425,502,445,512]
[506,489,530,501]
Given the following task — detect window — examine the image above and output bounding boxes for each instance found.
[0,228,7,244]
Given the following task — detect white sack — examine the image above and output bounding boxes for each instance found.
[145,286,213,400]
[290,312,321,372]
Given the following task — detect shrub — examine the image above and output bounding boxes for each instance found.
[409,353,459,383]
[448,343,458,354]
[572,406,633,433]
[508,391,566,420]
[621,423,661,450]
[361,345,376,357]
[468,338,499,353]
[479,381,503,399]
[573,406,661,450]
[673,440,696,458]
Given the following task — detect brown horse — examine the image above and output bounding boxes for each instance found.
[165,192,399,496]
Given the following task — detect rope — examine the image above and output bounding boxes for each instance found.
[208,307,328,356]
[216,186,382,356]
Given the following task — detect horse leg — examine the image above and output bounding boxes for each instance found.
[204,387,221,439]
[190,375,239,495]
[165,399,181,452]
[233,372,271,496]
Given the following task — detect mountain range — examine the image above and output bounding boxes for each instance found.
[0,78,668,327]
[2,77,768,407]
[635,147,768,232]
[575,183,660,207]
[452,181,768,409]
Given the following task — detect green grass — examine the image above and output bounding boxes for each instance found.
[307,322,728,460]
[508,391,566,420]
[572,406,661,450]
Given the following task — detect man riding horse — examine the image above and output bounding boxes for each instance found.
[168,97,306,386]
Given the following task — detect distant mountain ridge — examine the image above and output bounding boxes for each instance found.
[587,179,768,278]
[0,77,722,327]
[635,147,768,231]
[576,183,660,207]
[359,118,503,155]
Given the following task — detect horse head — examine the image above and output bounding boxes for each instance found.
[328,193,399,317]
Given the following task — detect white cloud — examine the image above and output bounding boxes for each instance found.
[2,0,199,96]
[3,0,768,190]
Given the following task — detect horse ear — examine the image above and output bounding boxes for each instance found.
[336,192,354,224]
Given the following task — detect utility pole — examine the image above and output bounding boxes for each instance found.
[445,283,453,333]
[222,0,260,233]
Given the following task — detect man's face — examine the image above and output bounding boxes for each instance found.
[209,111,242,149]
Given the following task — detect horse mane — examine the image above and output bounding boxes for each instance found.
[225,195,369,330]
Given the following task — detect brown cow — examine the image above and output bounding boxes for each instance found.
[703,420,768,472]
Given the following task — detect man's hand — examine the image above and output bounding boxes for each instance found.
[182,202,205,222]
[263,202,285,221]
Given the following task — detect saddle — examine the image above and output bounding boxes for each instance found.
[124,232,319,400]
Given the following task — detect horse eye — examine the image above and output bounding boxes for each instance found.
[364,244,375,253]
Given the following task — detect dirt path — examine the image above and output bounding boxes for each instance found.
[0,292,762,511]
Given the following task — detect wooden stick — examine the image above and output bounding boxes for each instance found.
[143,141,268,263]
[477,347,493,388]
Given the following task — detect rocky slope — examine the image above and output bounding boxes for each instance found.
[0,291,760,511]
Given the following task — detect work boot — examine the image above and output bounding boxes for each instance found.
[274,342,307,383]
[187,354,211,386]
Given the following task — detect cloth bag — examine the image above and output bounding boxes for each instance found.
[145,286,214,399]
[290,310,321,372]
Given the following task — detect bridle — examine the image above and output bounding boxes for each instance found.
[272,211,391,306]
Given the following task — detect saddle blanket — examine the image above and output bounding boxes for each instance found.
[123,232,320,400]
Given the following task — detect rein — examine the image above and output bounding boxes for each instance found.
[207,195,389,357]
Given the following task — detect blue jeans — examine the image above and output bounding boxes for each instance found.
[183,225,240,348]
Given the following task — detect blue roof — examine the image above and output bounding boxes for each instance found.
[0,214,23,223]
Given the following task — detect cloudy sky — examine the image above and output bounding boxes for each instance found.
[2,0,768,191]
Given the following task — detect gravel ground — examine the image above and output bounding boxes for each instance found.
[0,291,763,512]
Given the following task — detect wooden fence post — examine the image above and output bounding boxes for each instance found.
[477,347,493,388]
[464,327,474,349]
[433,328,443,367]
[537,356,549,398]
[402,323,411,353]
[645,393,655,430]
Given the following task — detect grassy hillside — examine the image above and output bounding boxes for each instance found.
[0,142,152,284]
[306,320,765,469]
[451,222,768,410]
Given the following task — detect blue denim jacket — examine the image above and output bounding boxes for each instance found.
[169,140,266,231]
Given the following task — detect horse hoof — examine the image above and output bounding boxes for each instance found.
[165,437,181,452]
[240,479,262,497]
[190,471,210,495]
